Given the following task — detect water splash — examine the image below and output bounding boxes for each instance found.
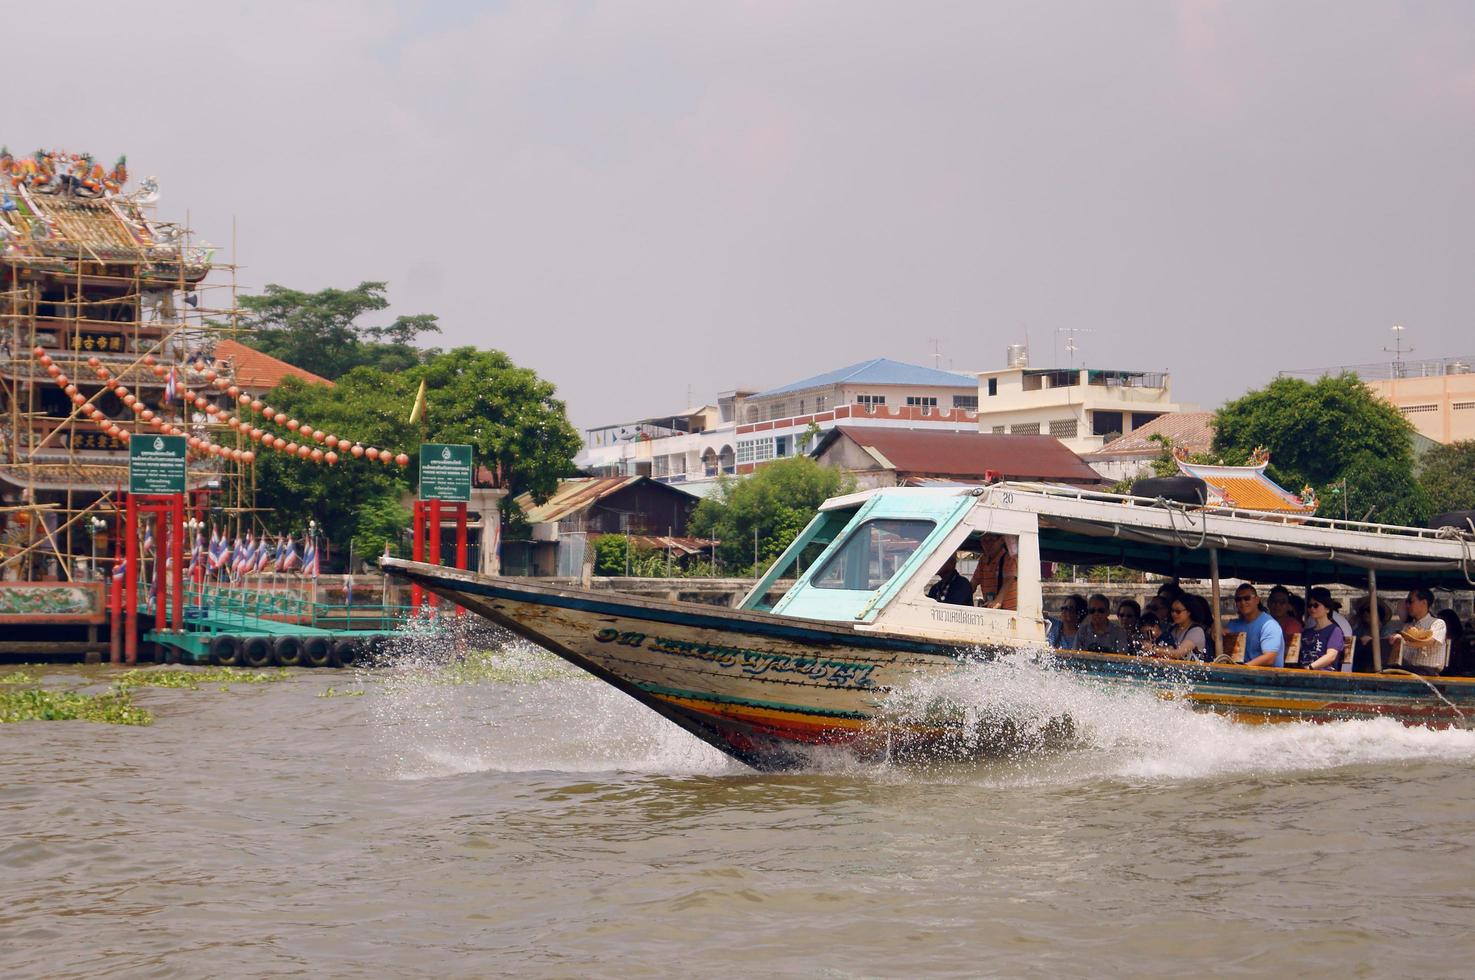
[364,621,737,780]
[877,649,1475,785]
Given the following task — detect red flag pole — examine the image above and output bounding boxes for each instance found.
[454,503,467,619]
[171,494,184,632]
[428,498,442,610]
[124,492,138,665]
[411,499,425,613]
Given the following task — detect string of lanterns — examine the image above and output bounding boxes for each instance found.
[31,347,411,469]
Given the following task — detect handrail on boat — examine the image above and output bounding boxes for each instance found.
[992,482,1471,542]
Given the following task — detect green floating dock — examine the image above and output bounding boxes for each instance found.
[138,583,437,667]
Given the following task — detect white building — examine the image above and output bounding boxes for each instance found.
[976,354,1184,454]
[577,358,982,494]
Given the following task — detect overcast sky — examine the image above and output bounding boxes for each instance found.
[11,1,1474,429]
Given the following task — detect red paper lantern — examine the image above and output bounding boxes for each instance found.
[86,356,101,369]
[227,385,241,399]
[287,419,300,432]
[351,444,364,458]
[325,451,339,465]
[64,384,77,396]
[152,364,167,378]
[325,435,339,449]
[140,409,155,422]
[285,442,299,454]
[310,448,323,463]
[46,364,61,378]
[250,399,263,412]
[395,453,410,467]
[297,445,311,459]
[272,437,287,450]
[115,385,129,398]
[143,354,157,366]
[242,451,255,464]
[122,394,137,409]
[250,427,263,441]
[365,447,379,461]
[273,413,287,425]
[203,369,218,382]
[32,345,45,357]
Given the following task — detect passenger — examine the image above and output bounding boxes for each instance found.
[1438,610,1470,675]
[970,533,1018,609]
[1078,593,1132,653]
[1137,611,1165,650]
[1225,584,1286,667]
[1386,587,1448,676]
[927,552,974,606]
[1152,595,1209,660]
[1116,599,1141,633]
[1047,594,1087,649]
[1297,587,1347,670]
[1267,586,1304,641]
[1350,596,1397,672]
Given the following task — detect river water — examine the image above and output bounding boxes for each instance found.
[4,632,1475,978]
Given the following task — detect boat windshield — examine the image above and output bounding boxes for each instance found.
[810,519,935,591]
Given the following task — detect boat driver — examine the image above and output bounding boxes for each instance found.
[927,552,975,606]
[1386,587,1448,676]
[1224,584,1286,667]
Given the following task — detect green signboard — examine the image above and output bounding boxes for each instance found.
[129,435,187,494]
[419,443,474,502]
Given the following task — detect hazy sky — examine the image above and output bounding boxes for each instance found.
[11,1,1474,429]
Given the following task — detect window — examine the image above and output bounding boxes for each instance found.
[775,435,789,457]
[1454,402,1474,411]
[906,396,939,415]
[987,378,998,397]
[815,394,828,411]
[1011,422,1040,435]
[736,438,775,464]
[991,425,1006,434]
[812,519,935,591]
[857,394,886,413]
[953,395,978,410]
[1092,411,1125,437]
[768,402,789,420]
[1401,404,1438,414]
[1049,418,1079,439]
[1131,412,1161,430]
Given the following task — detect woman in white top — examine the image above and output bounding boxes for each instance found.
[1152,596,1208,661]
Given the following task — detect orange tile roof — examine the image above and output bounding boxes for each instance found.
[1091,411,1216,457]
[213,339,333,392]
[1212,476,1302,512]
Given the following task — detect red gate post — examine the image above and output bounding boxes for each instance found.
[124,491,138,665]
[454,503,468,620]
[171,493,184,632]
[152,503,167,634]
[428,498,442,610]
[110,497,124,664]
[411,498,425,613]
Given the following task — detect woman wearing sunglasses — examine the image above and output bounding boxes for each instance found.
[1298,586,1347,671]
[1152,595,1209,661]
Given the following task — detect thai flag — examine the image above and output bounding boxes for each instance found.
[142,523,154,557]
[190,530,204,576]
[165,366,178,403]
[302,537,319,578]
[208,529,224,569]
[236,534,256,577]
[254,536,274,573]
[279,538,301,572]
[112,559,125,583]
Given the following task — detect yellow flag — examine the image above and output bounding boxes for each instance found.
[408,378,428,424]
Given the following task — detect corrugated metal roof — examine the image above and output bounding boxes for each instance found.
[514,476,644,524]
[214,340,333,391]
[1090,411,1216,457]
[816,426,1103,483]
[756,358,976,397]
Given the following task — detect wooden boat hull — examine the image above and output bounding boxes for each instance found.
[386,561,1475,770]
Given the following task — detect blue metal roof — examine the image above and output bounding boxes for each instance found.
[756,358,976,397]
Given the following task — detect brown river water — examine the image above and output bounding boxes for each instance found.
[4,629,1475,978]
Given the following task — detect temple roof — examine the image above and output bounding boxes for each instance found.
[1176,455,1316,515]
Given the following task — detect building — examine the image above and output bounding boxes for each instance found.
[976,350,1183,454]
[576,358,982,493]
[811,426,1104,489]
[507,476,704,576]
[1083,411,1216,483]
[1279,355,1475,445]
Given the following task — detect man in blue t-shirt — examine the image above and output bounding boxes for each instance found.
[1225,584,1285,667]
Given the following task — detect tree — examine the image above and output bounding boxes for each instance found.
[249,347,580,563]
[1213,374,1417,490]
[1419,441,1475,516]
[1340,451,1431,527]
[688,457,855,573]
[238,282,441,380]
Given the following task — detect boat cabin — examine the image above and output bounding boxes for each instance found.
[741,483,1475,668]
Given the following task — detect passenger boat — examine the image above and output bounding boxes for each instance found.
[383,483,1475,770]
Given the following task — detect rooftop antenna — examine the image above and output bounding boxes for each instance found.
[1384,324,1412,379]
[1055,327,1095,368]
[927,337,943,369]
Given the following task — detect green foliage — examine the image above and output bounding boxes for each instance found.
[1419,440,1475,515]
[688,456,855,573]
[0,688,151,725]
[1214,373,1428,525]
[114,667,291,689]
[239,281,441,380]
[591,535,675,577]
[0,669,41,685]
[1214,374,1417,488]
[250,346,579,561]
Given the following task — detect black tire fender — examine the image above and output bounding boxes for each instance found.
[302,636,332,669]
[241,636,274,669]
[329,638,359,669]
[273,635,304,668]
[209,634,241,667]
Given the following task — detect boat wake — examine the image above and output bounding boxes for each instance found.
[365,624,738,780]
[364,629,1475,784]
[876,649,1475,784]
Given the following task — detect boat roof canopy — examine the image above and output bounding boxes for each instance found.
[991,483,1475,592]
